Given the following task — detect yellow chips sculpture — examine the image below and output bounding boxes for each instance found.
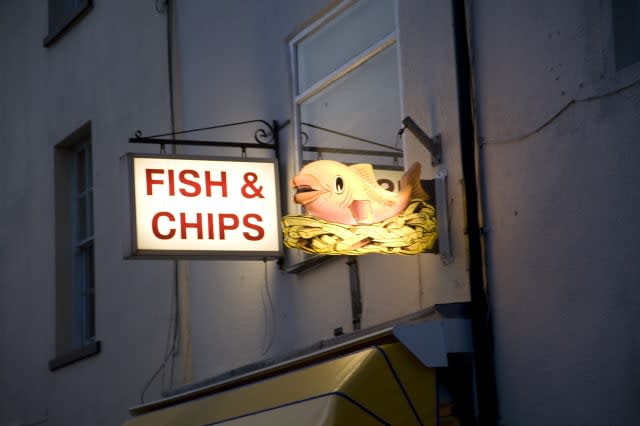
[282,199,437,255]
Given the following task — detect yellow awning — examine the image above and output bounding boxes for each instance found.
[123,343,436,425]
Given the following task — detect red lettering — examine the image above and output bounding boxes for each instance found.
[146,169,164,195]
[207,213,215,239]
[218,213,239,240]
[179,170,201,197]
[152,212,270,241]
[152,211,176,239]
[180,213,203,239]
[205,171,228,197]
[167,169,175,196]
[243,214,264,241]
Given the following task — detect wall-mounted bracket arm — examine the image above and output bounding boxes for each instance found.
[401,116,442,166]
[129,119,286,161]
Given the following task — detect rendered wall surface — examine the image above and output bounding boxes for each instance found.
[0,2,470,424]
[5,1,636,425]
[473,1,640,424]
[171,0,470,384]
[0,1,174,425]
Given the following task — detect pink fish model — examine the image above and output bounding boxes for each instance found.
[292,160,428,225]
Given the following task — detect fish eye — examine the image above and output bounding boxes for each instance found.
[334,176,345,194]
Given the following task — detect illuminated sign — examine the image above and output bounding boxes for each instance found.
[282,160,437,255]
[122,154,281,258]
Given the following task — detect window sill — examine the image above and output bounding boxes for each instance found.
[43,0,93,48]
[49,340,101,371]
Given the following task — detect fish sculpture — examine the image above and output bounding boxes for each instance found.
[291,160,428,225]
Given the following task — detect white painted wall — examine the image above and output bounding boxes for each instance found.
[0,1,175,425]
[473,0,640,424]
[169,0,360,382]
[0,2,470,424]
[9,0,635,425]
[171,0,470,384]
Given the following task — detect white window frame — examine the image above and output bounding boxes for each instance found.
[71,140,95,347]
[288,0,400,202]
[285,1,401,272]
[50,122,100,371]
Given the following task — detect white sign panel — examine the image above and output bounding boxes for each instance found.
[123,154,281,258]
[373,168,405,193]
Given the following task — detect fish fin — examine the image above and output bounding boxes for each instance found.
[350,163,397,205]
[350,200,373,224]
[401,162,429,200]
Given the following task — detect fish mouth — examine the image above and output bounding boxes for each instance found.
[293,186,326,205]
[292,175,326,205]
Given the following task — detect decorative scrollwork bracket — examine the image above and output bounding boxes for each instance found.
[129,119,288,160]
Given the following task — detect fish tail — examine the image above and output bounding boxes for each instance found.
[401,162,429,200]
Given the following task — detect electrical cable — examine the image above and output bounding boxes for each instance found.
[140,0,180,404]
[480,77,640,146]
[160,264,177,391]
[261,260,275,355]
[139,279,179,403]
[476,75,640,378]
[165,0,181,393]
[168,261,180,390]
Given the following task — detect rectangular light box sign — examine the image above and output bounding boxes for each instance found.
[122,154,282,259]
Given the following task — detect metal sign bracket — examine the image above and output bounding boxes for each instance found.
[129,119,287,162]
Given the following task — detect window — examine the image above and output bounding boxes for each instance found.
[71,138,95,345]
[43,0,93,47]
[612,0,640,69]
[50,121,99,371]
[289,0,401,171]
[286,0,402,274]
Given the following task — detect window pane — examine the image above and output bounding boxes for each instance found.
[63,0,83,17]
[297,0,396,93]
[84,292,95,342]
[612,0,640,69]
[300,44,400,166]
[83,244,95,341]
[76,148,86,193]
[86,143,92,189]
[87,189,93,236]
[76,195,86,240]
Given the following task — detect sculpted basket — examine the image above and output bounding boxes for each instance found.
[282,198,437,255]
